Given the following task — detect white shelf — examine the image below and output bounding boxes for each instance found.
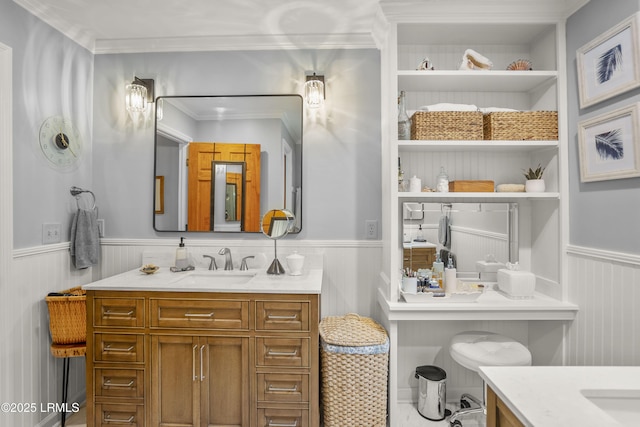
[398,191,559,200]
[378,288,578,321]
[398,140,558,152]
[398,70,557,92]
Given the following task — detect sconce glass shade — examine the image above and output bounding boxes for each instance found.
[125,82,148,113]
[156,98,164,121]
[304,74,324,109]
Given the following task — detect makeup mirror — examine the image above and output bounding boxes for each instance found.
[261,209,295,274]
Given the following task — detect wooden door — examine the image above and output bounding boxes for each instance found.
[200,336,250,427]
[151,335,199,427]
[187,143,260,232]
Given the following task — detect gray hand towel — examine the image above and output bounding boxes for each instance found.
[70,208,100,269]
[438,215,450,249]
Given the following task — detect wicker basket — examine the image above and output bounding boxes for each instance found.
[483,111,558,140]
[319,314,389,427]
[411,111,484,140]
[45,286,86,344]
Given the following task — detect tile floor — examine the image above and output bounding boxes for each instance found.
[62,405,86,427]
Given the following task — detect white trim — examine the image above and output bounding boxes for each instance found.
[12,239,382,258]
[156,122,193,145]
[567,244,640,266]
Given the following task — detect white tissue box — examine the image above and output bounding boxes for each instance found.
[476,260,505,282]
[497,269,535,298]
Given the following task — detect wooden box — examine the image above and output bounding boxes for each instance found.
[448,180,495,192]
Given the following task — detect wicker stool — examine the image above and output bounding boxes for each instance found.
[50,343,86,427]
[319,314,389,427]
[46,287,87,427]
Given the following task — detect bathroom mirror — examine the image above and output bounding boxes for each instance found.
[153,95,303,233]
[261,209,295,274]
[402,202,518,274]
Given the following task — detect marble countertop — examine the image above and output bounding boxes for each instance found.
[479,366,640,426]
[82,264,322,294]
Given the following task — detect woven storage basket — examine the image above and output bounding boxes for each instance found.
[411,111,483,140]
[483,111,558,140]
[45,286,86,344]
[319,313,389,427]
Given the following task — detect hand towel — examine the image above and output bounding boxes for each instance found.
[70,208,100,269]
[418,103,479,112]
[438,214,450,248]
[479,107,521,114]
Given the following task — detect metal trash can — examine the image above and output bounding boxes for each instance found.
[415,365,448,421]
[319,313,389,427]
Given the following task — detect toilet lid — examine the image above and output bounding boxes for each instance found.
[449,331,532,372]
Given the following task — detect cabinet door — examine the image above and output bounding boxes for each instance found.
[201,336,250,427]
[151,335,199,427]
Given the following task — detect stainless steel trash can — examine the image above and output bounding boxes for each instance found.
[415,365,448,421]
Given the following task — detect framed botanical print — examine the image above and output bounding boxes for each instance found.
[578,103,640,182]
[577,13,640,109]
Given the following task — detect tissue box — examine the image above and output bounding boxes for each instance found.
[476,260,505,282]
[497,269,535,298]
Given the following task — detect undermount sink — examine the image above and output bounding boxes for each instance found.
[581,389,640,425]
[172,270,256,287]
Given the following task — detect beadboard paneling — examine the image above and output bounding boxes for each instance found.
[566,247,640,366]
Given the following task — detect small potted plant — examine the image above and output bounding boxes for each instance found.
[523,164,545,192]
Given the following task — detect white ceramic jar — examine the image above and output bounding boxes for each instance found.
[286,251,305,276]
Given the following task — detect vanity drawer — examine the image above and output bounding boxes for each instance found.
[256,337,309,368]
[150,298,248,329]
[94,298,145,328]
[94,333,144,363]
[257,373,309,403]
[256,301,309,331]
[257,408,309,427]
[95,403,144,427]
[95,368,144,399]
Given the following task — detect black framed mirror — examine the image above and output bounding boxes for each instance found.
[153,95,303,233]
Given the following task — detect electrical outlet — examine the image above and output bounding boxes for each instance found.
[365,220,378,239]
[42,223,61,244]
[97,219,105,238]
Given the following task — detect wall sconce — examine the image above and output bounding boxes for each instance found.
[304,73,325,109]
[125,77,155,113]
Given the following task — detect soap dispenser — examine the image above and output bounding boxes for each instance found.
[175,237,189,270]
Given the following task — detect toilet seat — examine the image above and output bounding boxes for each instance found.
[450,331,532,372]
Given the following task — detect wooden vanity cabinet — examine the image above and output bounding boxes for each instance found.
[486,386,525,427]
[86,290,320,427]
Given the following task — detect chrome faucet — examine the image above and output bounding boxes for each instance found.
[218,248,233,270]
[240,256,255,271]
[203,255,218,270]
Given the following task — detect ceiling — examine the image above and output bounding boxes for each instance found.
[13,0,590,54]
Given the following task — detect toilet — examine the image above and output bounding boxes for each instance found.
[448,331,532,426]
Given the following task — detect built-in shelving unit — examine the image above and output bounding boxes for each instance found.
[378,4,575,425]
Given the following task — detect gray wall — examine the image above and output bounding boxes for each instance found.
[567,0,640,254]
[0,1,94,250]
[92,49,381,241]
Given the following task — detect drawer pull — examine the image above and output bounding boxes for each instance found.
[104,379,134,388]
[267,314,298,320]
[267,349,298,357]
[268,419,297,427]
[268,384,298,393]
[105,309,134,317]
[184,312,215,318]
[104,344,135,353]
[104,413,134,424]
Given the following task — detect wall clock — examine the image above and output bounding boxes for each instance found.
[39,116,83,169]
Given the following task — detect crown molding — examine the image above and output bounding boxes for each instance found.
[93,33,377,54]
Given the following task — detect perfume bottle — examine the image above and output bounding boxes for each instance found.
[398,91,411,140]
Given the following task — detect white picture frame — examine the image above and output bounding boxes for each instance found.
[578,103,640,182]
[577,13,640,109]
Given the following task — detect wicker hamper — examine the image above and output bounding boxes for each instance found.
[319,313,389,427]
[483,111,558,140]
[411,111,484,140]
[45,286,86,344]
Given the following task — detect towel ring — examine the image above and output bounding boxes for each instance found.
[70,186,96,210]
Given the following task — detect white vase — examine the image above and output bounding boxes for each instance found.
[525,179,545,193]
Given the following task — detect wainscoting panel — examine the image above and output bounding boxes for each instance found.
[566,246,640,366]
